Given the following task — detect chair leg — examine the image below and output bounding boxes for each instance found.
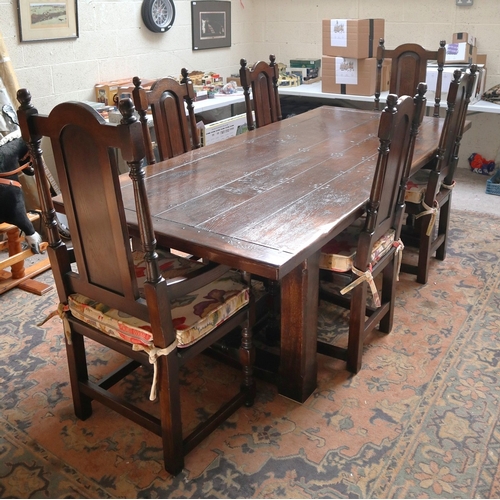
[416,214,433,285]
[65,331,92,420]
[157,353,184,476]
[346,283,367,374]
[435,194,451,261]
[239,320,256,407]
[379,258,396,334]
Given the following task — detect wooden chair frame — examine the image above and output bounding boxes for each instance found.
[401,65,478,284]
[240,54,282,131]
[132,68,200,165]
[375,39,446,117]
[319,84,427,373]
[17,90,254,476]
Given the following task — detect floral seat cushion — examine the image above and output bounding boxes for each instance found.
[67,249,249,348]
[405,169,439,204]
[319,221,396,272]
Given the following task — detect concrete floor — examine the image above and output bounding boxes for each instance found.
[453,168,500,216]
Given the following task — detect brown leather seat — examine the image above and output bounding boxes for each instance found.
[375,39,446,117]
[240,54,281,130]
[132,68,200,164]
[318,84,427,374]
[401,65,478,284]
[17,90,255,476]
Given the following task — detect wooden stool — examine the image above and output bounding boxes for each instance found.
[0,212,52,295]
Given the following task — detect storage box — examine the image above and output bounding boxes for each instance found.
[226,76,241,86]
[426,64,486,104]
[322,19,384,59]
[321,56,389,96]
[289,58,321,69]
[486,169,500,196]
[199,112,252,147]
[445,42,477,64]
[95,78,154,106]
[452,32,476,46]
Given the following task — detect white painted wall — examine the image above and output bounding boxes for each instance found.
[2,0,500,164]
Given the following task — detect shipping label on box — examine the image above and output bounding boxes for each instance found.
[322,19,384,59]
[445,42,477,64]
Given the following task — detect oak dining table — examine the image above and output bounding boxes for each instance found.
[52,105,445,403]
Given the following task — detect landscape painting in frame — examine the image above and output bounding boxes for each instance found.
[17,0,79,42]
[191,1,231,50]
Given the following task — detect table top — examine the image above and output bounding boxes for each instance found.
[120,106,444,281]
[278,81,500,115]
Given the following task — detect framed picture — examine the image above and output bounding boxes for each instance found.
[191,1,231,51]
[17,0,79,42]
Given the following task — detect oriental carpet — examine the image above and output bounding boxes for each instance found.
[1,209,500,498]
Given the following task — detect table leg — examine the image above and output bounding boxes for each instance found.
[278,251,319,403]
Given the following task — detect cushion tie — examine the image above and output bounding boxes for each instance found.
[133,341,178,401]
[340,265,381,308]
[37,303,72,344]
[441,179,456,190]
[393,239,405,281]
[415,199,439,236]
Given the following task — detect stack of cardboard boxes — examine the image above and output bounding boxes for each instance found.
[426,32,487,104]
[321,18,389,96]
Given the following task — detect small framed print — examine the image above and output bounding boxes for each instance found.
[191,1,231,51]
[17,0,79,42]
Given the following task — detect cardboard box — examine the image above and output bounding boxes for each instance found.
[477,54,487,65]
[321,56,389,96]
[199,112,252,147]
[452,32,476,46]
[226,76,241,86]
[95,78,153,106]
[322,19,384,59]
[426,64,487,104]
[445,42,477,64]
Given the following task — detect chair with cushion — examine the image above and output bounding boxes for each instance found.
[401,65,477,284]
[132,68,200,164]
[375,39,446,117]
[17,90,255,476]
[240,54,281,131]
[318,84,427,374]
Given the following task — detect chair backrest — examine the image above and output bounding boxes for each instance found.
[375,39,446,117]
[239,54,282,131]
[17,91,175,348]
[132,68,200,165]
[356,85,427,270]
[423,64,477,206]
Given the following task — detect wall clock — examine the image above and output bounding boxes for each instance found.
[141,0,175,33]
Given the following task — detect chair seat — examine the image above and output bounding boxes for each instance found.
[67,250,249,348]
[319,221,396,272]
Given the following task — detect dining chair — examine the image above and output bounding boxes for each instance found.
[318,84,427,374]
[375,39,446,117]
[132,68,200,164]
[239,54,282,131]
[401,65,478,284]
[17,90,255,476]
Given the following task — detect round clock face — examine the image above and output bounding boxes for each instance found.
[141,0,175,33]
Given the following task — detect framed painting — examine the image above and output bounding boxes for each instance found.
[191,1,231,50]
[17,0,79,42]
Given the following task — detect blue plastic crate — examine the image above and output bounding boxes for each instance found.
[486,177,500,196]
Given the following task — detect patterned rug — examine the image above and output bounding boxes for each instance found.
[1,209,500,498]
